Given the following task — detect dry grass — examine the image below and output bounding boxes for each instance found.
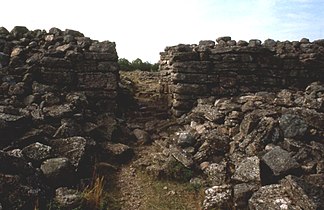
[82,176,106,210]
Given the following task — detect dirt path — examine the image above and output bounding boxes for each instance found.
[114,71,164,210]
[110,70,203,210]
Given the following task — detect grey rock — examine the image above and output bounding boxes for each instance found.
[49,136,89,171]
[249,39,262,47]
[10,26,29,38]
[22,142,52,163]
[216,36,231,43]
[281,175,324,210]
[169,146,194,168]
[0,27,9,35]
[262,146,300,177]
[63,29,84,37]
[40,157,75,187]
[54,187,83,209]
[279,114,308,138]
[300,38,310,43]
[49,27,62,36]
[43,104,73,119]
[102,142,134,163]
[89,41,117,54]
[199,40,215,47]
[176,131,196,147]
[249,184,301,210]
[204,161,227,185]
[203,185,232,210]
[263,39,277,48]
[238,116,282,156]
[232,156,261,183]
[234,183,259,208]
[133,128,151,144]
[237,40,248,46]
[194,132,230,162]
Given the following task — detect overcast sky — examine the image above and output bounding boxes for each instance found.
[1,0,324,63]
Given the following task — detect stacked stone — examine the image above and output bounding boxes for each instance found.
[0,26,122,209]
[159,36,324,117]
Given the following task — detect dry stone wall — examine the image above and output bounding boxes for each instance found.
[0,26,121,209]
[160,37,324,116]
[0,26,119,115]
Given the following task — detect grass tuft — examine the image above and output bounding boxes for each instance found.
[82,176,106,210]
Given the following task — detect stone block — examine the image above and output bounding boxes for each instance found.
[262,146,300,177]
[77,72,117,90]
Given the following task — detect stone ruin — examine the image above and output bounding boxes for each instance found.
[0,26,323,210]
[159,36,324,116]
[0,26,124,209]
[154,36,323,209]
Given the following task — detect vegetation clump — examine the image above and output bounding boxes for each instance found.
[118,58,159,72]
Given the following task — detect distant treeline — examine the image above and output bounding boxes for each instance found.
[118,58,159,72]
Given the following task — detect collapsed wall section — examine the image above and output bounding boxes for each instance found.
[160,37,324,116]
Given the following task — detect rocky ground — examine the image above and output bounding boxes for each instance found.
[112,71,324,210]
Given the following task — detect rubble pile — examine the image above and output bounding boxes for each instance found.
[0,26,124,209]
[138,81,324,209]
[160,36,324,116]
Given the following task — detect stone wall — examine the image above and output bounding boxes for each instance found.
[0,26,119,114]
[0,26,120,209]
[159,37,324,116]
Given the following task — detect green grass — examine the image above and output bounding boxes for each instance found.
[137,172,204,210]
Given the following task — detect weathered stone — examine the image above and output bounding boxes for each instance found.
[133,128,151,144]
[49,136,89,172]
[249,184,300,210]
[10,26,29,38]
[203,185,232,210]
[204,161,227,185]
[0,27,9,35]
[89,41,116,54]
[21,142,52,164]
[54,187,83,209]
[43,104,73,118]
[279,114,308,138]
[102,142,134,163]
[77,72,117,90]
[176,131,196,147]
[262,146,300,177]
[238,116,282,155]
[169,146,194,168]
[281,175,324,210]
[216,36,231,43]
[234,183,259,208]
[63,29,84,37]
[232,156,261,183]
[40,157,75,187]
[194,132,230,163]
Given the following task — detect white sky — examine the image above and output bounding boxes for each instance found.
[1,0,324,63]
